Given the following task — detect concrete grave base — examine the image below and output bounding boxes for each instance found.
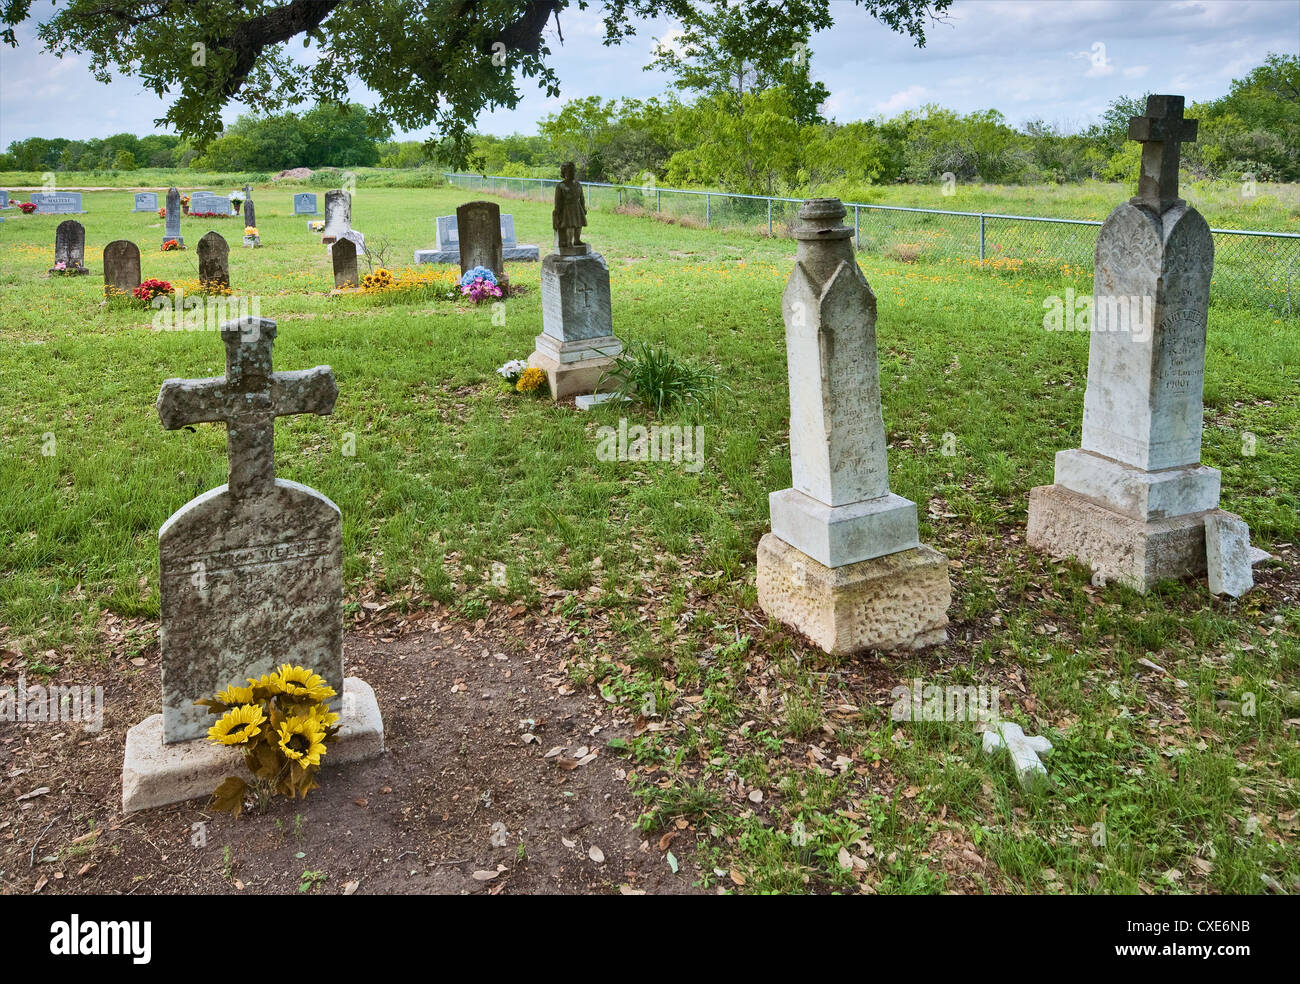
[756,533,951,655]
[769,488,919,568]
[528,344,621,401]
[122,677,384,813]
[1028,484,1251,592]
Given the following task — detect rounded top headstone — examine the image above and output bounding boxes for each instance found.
[795,198,851,240]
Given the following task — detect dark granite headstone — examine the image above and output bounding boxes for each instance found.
[103,240,142,298]
[197,231,230,290]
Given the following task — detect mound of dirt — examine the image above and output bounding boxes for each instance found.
[273,167,315,180]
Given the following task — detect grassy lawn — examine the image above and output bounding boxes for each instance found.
[1,184,1297,894]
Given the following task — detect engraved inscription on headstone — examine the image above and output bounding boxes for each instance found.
[293,193,319,215]
[133,192,159,212]
[456,200,505,281]
[103,239,142,298]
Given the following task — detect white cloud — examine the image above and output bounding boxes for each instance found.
[874,85,928,115]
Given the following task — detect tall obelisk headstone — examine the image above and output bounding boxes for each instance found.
[163,186,184,248]
[1027,95,1260,595]
[756,198,950,654]
[121,317,385,812]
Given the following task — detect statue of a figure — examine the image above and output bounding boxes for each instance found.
[553,162,587,250]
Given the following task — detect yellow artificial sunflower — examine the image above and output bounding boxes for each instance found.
[277,715,328,768]
[246,671,285,697]
[208,704,267,745]
[272,664,337,702]
[307,703,340,729]
[215,683,256,706]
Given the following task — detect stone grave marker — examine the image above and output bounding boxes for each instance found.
[455,200,506,283]
[414,212,538,264]
[0,190,9,209]
[49,219,90,275]
[133,192,159,212]
[198,231,230,290]
[1027,95,1262,593]
[189,191,230,215]
[163,187,184,248]
[243,195,259,247]
[103,240,141,299]
[321,190,350,244]
[294,192,319,216]
[121,317,385,812]
[755,198,950,654]
[332,237,359,289]
[30,191,86,214]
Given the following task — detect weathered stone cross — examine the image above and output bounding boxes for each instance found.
[1128,94,1198,213]
[156,318,337,498]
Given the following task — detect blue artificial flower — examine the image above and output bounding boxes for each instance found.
[460,266,497,288]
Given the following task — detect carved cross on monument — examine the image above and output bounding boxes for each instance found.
[156,318,337,498]
[1128,94,1198,213]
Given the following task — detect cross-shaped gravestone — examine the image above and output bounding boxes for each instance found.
[982,721,1053,791]
[154,317,343,742]
[158,318,336,498]
[1128,94,1198,213]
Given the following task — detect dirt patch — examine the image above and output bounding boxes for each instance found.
[0,608,704,896]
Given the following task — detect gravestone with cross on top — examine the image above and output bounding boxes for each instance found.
[123,316,383,812]
[1029,95,1260,593]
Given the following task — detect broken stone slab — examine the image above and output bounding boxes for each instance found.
[575,392,630,411]
[122,677,384,813]
[1205,512,1256,597]
[982,721,1052,791]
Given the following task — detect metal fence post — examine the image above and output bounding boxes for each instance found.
[855,205,860,248]
[706,193,711,226]
[979,214,986,266]
[656,189,661,212]
[768,199,773,237]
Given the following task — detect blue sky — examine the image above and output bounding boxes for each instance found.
[1,0,1296,146]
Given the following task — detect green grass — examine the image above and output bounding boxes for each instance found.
[1,184,1297,894]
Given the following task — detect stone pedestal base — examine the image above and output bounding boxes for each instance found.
[769,488,919,568]
[528,335,622,400]
[1053,449,1220,521]
[1027,484,1239,592]
[122,677,385,813]
[756,533,951,655]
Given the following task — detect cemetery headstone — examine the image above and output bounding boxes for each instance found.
[242,196,260,247]
[163,187,184,248]
[198,231,230,290]
[0,190,9,209]
[121,317,384,812]
[1027,95,1261,593]
[526,174,622,400]
[103,239,141,299]
[755,198,951,654]
[332,237,359,289]
[49,219,90,275]
[294,192,319,216]
[414,212,538,264]
[133,191,159,212]
[455,200,507,284]
[321,190,350,244]
[30,191,86,214]
[189,191,230,215]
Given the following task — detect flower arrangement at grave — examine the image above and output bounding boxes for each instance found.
[197,663,341,814]
[133,278,174,304]
[459,265,502,303]
[180,194,191,214]
[515,366,548,395]
[157,207,166,218]
[243,225,261,248]
[360,267,395,290]
[52,261,67,273]
[18,201,36,214]
[309,220,325,232]
[228,190,245,213]
[162,238,181,252]
[189,210,230,219]
[497,359,527,386]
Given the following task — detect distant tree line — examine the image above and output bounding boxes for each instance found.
[4,55,1295,195]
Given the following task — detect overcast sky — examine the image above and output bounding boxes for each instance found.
[1,0,1296,147]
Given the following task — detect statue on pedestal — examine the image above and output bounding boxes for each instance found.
[553,162,587,252]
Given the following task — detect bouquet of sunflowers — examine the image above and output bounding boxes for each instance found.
[197,664,340,815]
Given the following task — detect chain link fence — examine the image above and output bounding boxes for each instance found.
[446,173,1299,316]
